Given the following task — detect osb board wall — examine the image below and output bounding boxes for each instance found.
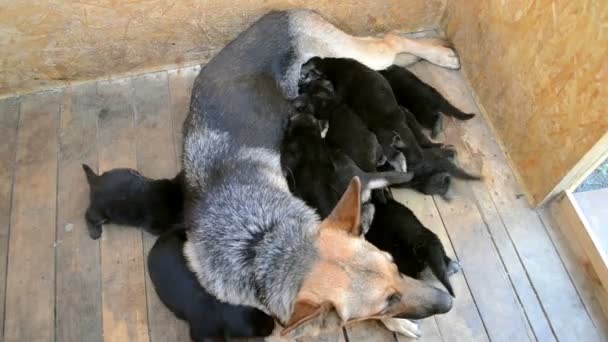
[0,0,445,98]
[443,1,608,206]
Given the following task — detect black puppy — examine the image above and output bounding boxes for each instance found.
[148,229,275,341]
[280,112,412,228]
[82,164,183,239]
[366,191,461,296]
[381,65,475,138]
[302,57,418,171]
[295,79,403,172]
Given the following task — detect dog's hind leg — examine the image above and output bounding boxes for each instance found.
[291,10,460,71]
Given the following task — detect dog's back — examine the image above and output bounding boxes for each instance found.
[148,230,275,341]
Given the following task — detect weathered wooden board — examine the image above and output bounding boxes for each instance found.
[96,78,150,342]
[4,90,61,341]
[132,71,190,342]
[544,199,608,339]
[393,189,489,342]
[415,64,601,341]
[168,65,200,168]
[409,62,556,342]
[0,97,20,341]
[411,63,534,341]
[55,84,104,342]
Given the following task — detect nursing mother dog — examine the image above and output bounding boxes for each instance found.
[182,9,459,338]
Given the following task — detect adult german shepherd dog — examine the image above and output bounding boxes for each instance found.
[182,9,459,338]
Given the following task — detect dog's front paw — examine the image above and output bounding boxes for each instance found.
[87,224,102,240]
[381,318,421,339]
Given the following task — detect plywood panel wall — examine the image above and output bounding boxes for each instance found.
[0,0,445,98]
[444,0,608,206]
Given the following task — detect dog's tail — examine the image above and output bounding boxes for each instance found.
[424,235,455,297]
[82,164,98,186]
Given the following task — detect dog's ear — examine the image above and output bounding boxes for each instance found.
[321,176,362,236]
[281,300,334,336]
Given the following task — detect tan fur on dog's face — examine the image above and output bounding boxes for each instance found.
[282,177,452,337]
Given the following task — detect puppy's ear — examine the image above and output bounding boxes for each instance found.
[281,300,334,336]
[321,176,362,236]
[292,95,310,112]
[391,132,406,148]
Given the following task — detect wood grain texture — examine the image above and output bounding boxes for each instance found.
[168,65,200,168]
[410,63,534,342]
[539,206,608,339]
[416,63,601,340]
[55,84,103,342]
[3,90,61,341]
[552,193,608,294]
[96,78,150,342]
[0,97,20,341]
[132,71,190,342]
[392,189,489,342]
[443,0,608,205]
[408,62,557,342]
[0,0,444,97]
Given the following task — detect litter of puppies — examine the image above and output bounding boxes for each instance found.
[81,9,482,341]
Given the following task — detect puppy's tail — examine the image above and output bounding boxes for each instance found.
[362,171,414,190]
[424,235,455,297]
[82,164,98,186]
[440,107,475,121]
[439,159,481,181]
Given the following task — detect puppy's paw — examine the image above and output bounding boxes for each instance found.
[446,259,462,276]
[381,318,421,339]
[87,224,103,240]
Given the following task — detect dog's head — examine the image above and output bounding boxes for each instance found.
[282,177,452,337]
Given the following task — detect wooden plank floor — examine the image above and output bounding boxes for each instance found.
[0,64,606,342]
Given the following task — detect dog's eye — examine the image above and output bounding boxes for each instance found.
[386,293,401,307]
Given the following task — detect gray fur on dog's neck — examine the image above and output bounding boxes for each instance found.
[182,126,321,322]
